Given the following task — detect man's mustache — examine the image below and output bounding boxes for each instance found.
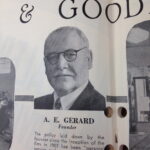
[54,68,76,77]
[54,72,74,77]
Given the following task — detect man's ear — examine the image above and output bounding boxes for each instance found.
[88,50,93,69]
[43,57,47,74]
[43,57,46,67]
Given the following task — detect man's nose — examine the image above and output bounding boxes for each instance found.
[57,54,68,69]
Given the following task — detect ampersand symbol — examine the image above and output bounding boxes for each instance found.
[20,4,34,23]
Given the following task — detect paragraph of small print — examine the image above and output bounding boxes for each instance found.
[34,131,105,150]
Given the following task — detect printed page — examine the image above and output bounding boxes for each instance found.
[2,0,149,150]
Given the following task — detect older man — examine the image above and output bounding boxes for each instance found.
[34,26,105,110]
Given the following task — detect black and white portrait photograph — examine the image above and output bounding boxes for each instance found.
[34,26,106,111]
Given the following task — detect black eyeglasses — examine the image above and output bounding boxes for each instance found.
[45,47,87,65]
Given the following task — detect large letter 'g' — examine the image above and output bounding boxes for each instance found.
[59,0,77,19]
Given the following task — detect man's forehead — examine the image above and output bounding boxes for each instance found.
[44,31,86,54]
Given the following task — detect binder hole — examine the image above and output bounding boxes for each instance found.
[119,145,128,150]
[104,107,113,118]
[104,144,114,150]
[118,107,127,118]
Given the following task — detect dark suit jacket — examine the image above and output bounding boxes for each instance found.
[34,82,106,111]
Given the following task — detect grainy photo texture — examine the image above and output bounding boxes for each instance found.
[0,58,15,150]
[127,20,150,150]
[34,26,106,111]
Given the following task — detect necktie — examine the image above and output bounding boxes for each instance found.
[54,98,61,109]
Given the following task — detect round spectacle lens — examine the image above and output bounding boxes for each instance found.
[64,50,77,61]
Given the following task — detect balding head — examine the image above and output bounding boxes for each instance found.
[44,26,92,96]
[44,26,89,56]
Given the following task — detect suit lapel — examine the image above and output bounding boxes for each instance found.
[41,94,54,109]
[49,94,54,109]
[70,82,94,110]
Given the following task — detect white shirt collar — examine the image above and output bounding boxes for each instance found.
[53,81,88,110]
